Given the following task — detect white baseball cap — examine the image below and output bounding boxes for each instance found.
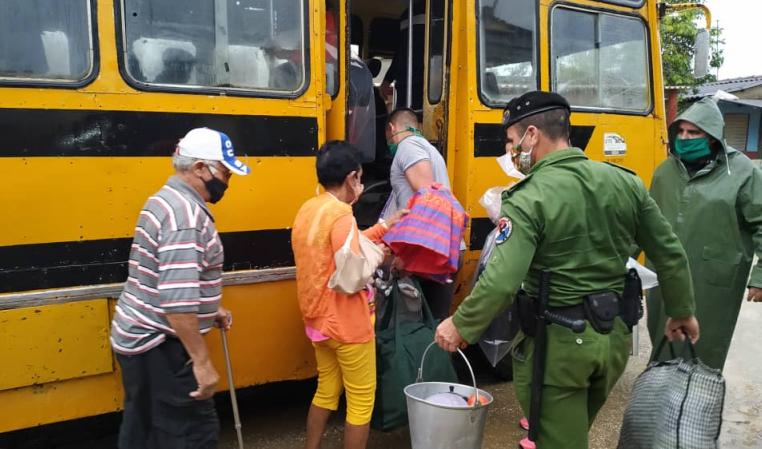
[177,128,251,176]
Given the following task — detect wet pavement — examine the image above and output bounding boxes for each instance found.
[720,299,762,449]
[1,302,759,449]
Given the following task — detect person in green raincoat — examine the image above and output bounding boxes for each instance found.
[434,91,699,449]
[647,97,762,371]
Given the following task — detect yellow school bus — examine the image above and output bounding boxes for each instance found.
[0,0,693,432]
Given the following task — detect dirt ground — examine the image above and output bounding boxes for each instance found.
[214,300,761,449]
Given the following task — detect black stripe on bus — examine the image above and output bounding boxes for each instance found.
[473,124,596,157]
[0,230,293,293]
[473,124,507,158]
[570,126,596,153]
[469,217,495,251]
[0,109,318,157]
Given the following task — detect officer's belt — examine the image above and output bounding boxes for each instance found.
[515,291,626,335]
[546,303,587,321]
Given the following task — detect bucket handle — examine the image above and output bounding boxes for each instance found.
[418,341,481,408]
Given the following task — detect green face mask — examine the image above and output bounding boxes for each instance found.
[388,127,423,156]
[674,137,712,162]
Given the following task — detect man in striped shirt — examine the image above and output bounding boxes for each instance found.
[111,127,250,449]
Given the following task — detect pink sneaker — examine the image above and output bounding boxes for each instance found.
[519,417,530,431]
[518,437,536,449]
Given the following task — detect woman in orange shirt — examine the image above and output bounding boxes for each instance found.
[292,141,405,449]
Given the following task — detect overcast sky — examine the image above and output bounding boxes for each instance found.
[702,0,762,79]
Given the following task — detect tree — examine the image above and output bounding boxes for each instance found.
[660,0,724,88]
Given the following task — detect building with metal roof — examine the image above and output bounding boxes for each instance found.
[674,76,762,159]
[683,75,762,101]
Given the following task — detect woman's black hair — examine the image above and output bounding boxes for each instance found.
[316,140,362,188]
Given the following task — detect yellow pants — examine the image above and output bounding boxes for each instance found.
[312,338,376,425]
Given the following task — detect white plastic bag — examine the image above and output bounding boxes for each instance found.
[328,220,384,294]
[479,187,508,224]
[425,392,469,408]
[626,258,658,290]
[479,155,525,224]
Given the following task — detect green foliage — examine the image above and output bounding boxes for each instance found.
[660,0,724,88]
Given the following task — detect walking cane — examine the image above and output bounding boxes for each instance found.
[220,328,245,449]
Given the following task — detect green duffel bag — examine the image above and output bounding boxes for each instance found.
[371,279,458,431]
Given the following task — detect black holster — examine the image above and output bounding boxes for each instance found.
[582,292,620,334]
[620,268,644,330]
[513,290,538,337]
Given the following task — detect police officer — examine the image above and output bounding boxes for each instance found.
[435,91,700,449]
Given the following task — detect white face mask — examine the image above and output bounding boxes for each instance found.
[512,129,534,175]
[351,181,365,205]
[497,154,526,180]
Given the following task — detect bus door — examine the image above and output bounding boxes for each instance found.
[447,0,544,290]
[342,0,413,227]
[422,0,450,155]
[0,0,328,433]
[325,0,347,141]
[341,0,455,227]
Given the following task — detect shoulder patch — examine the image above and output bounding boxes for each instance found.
[495,217,514,245]
[604,161,637,176]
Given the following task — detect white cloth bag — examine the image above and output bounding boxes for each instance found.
[328,220,384,294]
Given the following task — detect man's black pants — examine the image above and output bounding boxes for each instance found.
[417,276,457,320]
[116,338,219,449]
[416,250,465,320]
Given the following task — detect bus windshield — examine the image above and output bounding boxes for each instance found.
[121,0,306,94]
[478,0,538,105]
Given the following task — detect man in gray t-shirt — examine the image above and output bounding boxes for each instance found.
[384,135,451,218]
[382,109,450,219]
[382,108,461,319]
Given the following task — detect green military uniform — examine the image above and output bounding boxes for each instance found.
[647,98,762,370]
[453,148,695,449]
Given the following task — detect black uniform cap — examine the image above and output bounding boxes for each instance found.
[502,91,571,130]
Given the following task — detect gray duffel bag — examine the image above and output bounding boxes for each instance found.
[618,338,725,449]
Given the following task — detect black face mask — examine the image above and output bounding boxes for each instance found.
[204,167,228,204]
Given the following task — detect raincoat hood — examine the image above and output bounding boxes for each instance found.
[668,97,727,155]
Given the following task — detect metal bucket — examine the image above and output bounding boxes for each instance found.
[404,342,494,449]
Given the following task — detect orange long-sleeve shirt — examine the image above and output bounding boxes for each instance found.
[292,193,386,344]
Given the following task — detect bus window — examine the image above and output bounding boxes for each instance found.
[478,0,537,105]
[597,0,645,7]
[326,0,339,97]
[551,7,650,113]
[121,0,307,95]
[0,1,93,84]
[427,0,445,104]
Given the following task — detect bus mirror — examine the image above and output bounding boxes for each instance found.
[693,28,710,78]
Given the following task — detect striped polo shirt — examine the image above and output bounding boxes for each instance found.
[110,176,224,355]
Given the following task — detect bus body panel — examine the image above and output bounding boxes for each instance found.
[0,0,673,432]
